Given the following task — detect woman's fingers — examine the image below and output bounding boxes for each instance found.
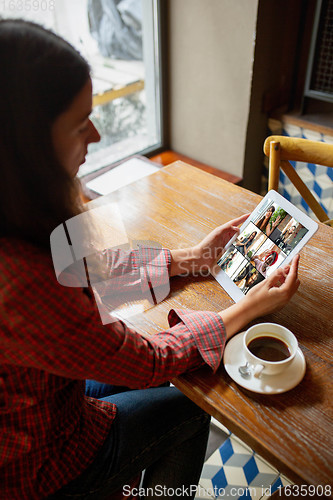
[266,267,287,288]
[290,254,299,276]
[228,213,250,227]
[213,213,249,235]
[285,255,300,289]
[216,213,250,232]
[244,255,301,319]
[267,255,300,294]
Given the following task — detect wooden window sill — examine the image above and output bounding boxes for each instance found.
[149,150,242,185]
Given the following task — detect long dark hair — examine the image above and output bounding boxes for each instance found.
[0,19,91,248]
[256,206,275,231]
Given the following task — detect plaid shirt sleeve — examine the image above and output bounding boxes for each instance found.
[89,245,171,309]
[1,240,227,498]
[166,309,226,371]
[2,244,226,386]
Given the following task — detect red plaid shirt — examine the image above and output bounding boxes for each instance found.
[0,237,226,499]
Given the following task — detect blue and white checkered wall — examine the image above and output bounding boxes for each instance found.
[196,425,293,500]
[264,119,333,221]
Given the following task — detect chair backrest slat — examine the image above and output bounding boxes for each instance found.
[264,136,333,167]
[264,135,333,227]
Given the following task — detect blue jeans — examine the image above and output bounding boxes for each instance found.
[49,382,210,499]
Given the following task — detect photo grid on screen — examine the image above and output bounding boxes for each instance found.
[217,200,308,295]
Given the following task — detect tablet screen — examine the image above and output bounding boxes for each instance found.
[213,190,318,302]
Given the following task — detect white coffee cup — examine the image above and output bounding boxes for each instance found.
[243,323,298,378]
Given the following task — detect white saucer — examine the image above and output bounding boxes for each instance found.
[223,331,306,394]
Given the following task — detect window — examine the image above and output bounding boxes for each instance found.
[0,0,164,177]
[304,0,333,104]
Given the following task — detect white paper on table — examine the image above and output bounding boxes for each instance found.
[86,158,160,195]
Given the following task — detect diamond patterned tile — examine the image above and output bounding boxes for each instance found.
[317,187,333,209]
[323,134,333,145]
[305,162,317,176]
[243,456,259,484]
[228,433,254,455]
[300,197,310,212]
[281,189,290,202]
[216,484,257,499]
[247,454,279,488]
[283,123,302,137]
[282,183,302,199]
[220,436,253,466]
[199,434,282,500]
[302,129,323,141]
[279,169,286,184]
[205,448,223,466]
[295,163,315,181]
[212,466,229,491]
[326,167,333,180]
[223,466,249,489]
[325,195,333,213]
[240,486,264,499]
[219,438,234,464]
[278,162,333,219]
[199,477,218,495]
[260,473,293,499]
[314,180,323,198]
[316,172,333,187]
[194,484,215,500]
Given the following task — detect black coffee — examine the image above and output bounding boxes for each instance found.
[247,335,291,362]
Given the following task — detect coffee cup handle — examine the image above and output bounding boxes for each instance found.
[253,364,264,378]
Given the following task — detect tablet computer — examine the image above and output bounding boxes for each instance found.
[212,190,318,302]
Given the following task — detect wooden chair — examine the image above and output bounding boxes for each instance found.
[263,135,333,227]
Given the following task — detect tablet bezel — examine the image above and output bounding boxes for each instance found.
[212,190,318,302]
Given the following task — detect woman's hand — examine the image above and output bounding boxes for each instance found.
[169,214,249,277]
[244,254,300,315]
[219,255,300,339]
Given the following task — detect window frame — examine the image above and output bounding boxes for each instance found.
[304,0,333,105]
[80,0,168,178]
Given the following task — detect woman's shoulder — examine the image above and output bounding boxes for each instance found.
[1,236,89,291]
[0,236,52,263]
[0,237,54,286]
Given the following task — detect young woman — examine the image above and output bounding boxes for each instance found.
[0,19,300,500]
[280,225,297,244]
[235,230,257,256]
[251,249,279,278]
[256,207,284,237]
[255,206,275,232]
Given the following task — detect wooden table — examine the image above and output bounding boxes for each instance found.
[88,161,333,491]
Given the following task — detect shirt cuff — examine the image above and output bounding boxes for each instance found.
[138,246,171,303]
[89,246,171,303]
[168,309,226,372]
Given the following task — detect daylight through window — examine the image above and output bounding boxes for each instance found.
[0,0,163,176]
